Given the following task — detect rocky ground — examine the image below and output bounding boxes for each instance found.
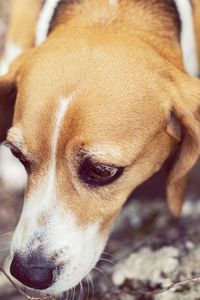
[1,2,200,300]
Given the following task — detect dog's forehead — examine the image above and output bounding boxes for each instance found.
[17,32,170,97]
[13,87,167,165]
[13,40,171,155]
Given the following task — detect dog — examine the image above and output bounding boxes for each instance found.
[0,0,200,296]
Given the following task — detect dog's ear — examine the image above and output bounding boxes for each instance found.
[0,50,32,142]
[0,73,17,142]
[166,78,200,217]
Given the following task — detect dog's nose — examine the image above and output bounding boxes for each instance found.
[10,252,59,290]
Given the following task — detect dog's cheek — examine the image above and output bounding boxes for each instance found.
[99,209,120,238]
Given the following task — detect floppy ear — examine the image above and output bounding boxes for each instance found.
[0,74,17,142]
[166,79,200,217]
[0,49,31,142]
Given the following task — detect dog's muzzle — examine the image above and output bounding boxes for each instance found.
[10,251,59,290]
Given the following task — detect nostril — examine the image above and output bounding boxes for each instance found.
[10,253,59,290]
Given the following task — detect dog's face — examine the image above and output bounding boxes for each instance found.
[0,29,200,295]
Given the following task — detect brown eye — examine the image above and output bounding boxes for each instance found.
[79,158,123,186]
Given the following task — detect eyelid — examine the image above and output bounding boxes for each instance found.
[80,153,127,169]
[4,142,39,170]
[4,141,29,160]
[4,141,24,153]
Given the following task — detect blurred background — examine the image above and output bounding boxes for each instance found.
[1,1,200,299]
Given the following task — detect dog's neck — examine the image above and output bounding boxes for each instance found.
[35,0,199,76]
[36,0,181,43]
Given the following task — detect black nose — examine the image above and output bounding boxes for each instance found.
[10,252,59,290]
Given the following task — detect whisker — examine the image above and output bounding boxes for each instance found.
[68,289,72,300]
[78,282,81,300]
[80,281,84,300]
[63,289,70,300]
[67,289,70,300]
[94,266,105,275]
[87,274,94,299]
[65,290,69,300]
[99,257,116,266]
[78,283,80,300]
[72,286,76,300]
[86,276,90,300]
[88,274,94,291]
[102,251,117,260]
[94,266,112,283]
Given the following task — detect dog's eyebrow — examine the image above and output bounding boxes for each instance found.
[4,140,26,156]
[80,144,131,166]
[6,127,27,154]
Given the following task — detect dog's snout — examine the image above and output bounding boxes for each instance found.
[10,252,59,290]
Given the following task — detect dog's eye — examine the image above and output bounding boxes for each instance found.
[10,147,30,172]
[79,158,123,186]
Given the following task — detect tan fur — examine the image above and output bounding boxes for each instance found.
[192,0,200,66]
[1,0,200,230]
[7,0,42,49]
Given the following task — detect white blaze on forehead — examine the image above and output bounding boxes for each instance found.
[51,96,72,159]
[45,94,73,199]
[35,0,61,45]
[11,94,74,252]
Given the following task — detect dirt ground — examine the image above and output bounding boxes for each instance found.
[1,2,200,300]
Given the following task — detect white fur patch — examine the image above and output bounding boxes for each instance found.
[174,0,199,76]
[51,97,71,160]
[0,145,27,191]
[35,0,61,45]
[0,61,10,76]
[38,96,72,205]
[0,41,23,76]
[0,127,27,191]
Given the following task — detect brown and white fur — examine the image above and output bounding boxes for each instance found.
[1,0,200,296]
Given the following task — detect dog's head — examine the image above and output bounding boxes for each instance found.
[0,29,200,295]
